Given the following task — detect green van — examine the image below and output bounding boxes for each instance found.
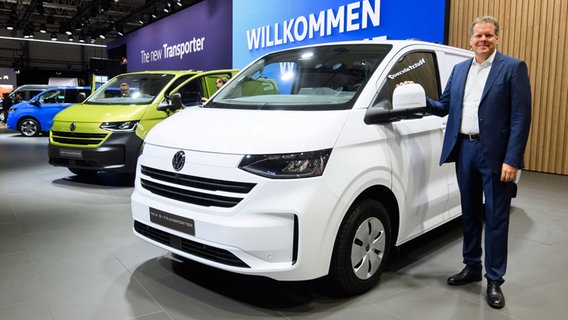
[48,69,237,177]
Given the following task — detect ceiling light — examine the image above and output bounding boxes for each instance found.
[39,23,47,33]
[79,36,85,43]
[68,35,74,42]
[115,24,124,36]
[176,1,182,7]
[164,1,172,13]
[51,33,58,41]
[24,28,34,38]
[6,23,14,31]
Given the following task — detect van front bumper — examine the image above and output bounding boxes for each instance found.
[130,148,344,281]
[49,131,143,173]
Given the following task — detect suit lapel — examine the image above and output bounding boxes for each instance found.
[453,59,472,108]
[481,51,504,103]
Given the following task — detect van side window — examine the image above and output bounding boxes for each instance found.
[64,89,77,103]
[385,52,440,102]
[177,79,204,105]
[165,74,195,96]
[204,74,231,93]
[40,90,64,104]
[64,89,90,103]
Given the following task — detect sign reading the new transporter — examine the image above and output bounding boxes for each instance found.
[121,0,232,71]
[232,0,447,68]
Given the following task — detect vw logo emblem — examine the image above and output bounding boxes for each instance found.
[172,151,186,171]
[69,123,76,132]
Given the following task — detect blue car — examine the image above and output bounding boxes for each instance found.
[7,86,91,136]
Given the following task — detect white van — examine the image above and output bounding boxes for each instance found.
[131,40,473,296]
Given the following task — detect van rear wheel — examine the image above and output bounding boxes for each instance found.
[329,199,392,296]
[19,118,40,137]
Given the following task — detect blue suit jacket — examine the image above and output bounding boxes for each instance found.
[427,51,532,173]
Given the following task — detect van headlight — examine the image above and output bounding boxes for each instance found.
[100,121,138,132]
[239,149,332,179]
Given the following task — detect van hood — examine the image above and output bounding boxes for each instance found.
[55,104,150,123]
[9,101,29,109]
[146,107,350,154]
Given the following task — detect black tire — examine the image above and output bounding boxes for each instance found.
[69,168,98,177]
[19,118,40,137]
[329,199,392,296]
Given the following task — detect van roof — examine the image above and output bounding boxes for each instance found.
[12,84,51,90]
[257,39,472,57]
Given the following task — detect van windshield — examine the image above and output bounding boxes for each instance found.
[85,73,176,105]
[209,44,391,110]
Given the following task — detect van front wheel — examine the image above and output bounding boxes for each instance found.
[329,199,392,296]
[19,118,40,137]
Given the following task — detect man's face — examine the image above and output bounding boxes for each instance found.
[470,22,499,62]
[120,86,129,96]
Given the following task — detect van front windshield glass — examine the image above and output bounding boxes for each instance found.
[84,74,176,105]
[209,44,391,110]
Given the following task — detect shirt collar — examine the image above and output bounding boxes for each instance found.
[473,50,497,67]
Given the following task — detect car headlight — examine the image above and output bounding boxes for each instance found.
[100,121,138,132]
[239,149,332,179]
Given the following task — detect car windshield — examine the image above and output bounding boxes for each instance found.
[209,44,391,110]
[85,73,176,105]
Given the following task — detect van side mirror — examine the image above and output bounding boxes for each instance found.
[29,98,40,106]
[157,92,184,113]
[77,92,87,102]
[364,83,427,124]
[170,92,183,110]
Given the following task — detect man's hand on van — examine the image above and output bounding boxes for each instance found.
[396,81,415,87]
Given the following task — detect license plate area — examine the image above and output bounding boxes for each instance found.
[149,207,195,236]
[59,148,82,159]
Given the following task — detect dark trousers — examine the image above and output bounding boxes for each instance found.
[455,138,514,284]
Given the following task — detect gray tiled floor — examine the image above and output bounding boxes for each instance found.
[1,127,567,320]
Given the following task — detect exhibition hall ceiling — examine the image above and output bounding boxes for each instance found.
[0,0,203,44]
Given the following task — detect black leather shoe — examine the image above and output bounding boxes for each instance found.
[447,268,482,285]
[487,281,505,309]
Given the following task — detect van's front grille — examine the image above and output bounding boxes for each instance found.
[51,131,108,145]
[134,220,250,268]
[140,166,256,208]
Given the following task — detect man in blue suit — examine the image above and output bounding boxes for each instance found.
[427,16,532,309]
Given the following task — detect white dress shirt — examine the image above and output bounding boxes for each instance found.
[461,50,497,135]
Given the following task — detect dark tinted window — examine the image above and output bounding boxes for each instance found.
[64,89,91,103]
[384,51,440,101]
[177,79,204,105]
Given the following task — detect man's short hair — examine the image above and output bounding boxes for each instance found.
[470,15,500,36]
